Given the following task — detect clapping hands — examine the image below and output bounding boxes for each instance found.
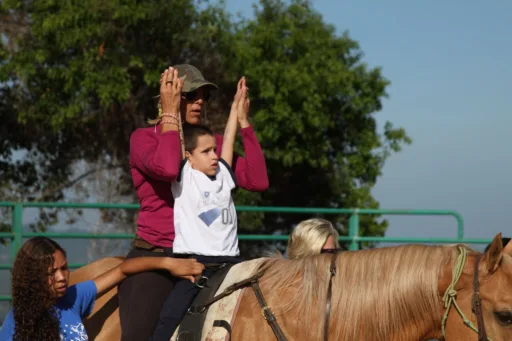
[229,77,250,128]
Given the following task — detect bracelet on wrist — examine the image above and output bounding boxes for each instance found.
[161,112,179,119]
[161,117,179,125]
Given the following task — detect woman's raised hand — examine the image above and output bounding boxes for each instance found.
[159,67,183,115]
[228,77,244,119]
[236,77,250,128]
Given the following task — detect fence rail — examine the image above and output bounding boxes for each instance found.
[0,201,493,304]
[0,201,467,256]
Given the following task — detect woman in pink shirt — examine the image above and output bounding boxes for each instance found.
[118,64,269,340]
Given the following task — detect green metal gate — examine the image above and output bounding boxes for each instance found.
[0,201,494,304]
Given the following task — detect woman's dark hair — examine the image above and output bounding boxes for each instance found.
[12,237,66,341]
[183,123,214,153]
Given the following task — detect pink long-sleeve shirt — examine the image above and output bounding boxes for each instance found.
[129,124,269,248]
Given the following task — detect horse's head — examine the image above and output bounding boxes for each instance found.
[440,233,512,341]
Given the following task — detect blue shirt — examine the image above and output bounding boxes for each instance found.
[0,280,97,340]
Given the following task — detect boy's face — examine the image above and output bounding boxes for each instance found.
[186,134,219,176]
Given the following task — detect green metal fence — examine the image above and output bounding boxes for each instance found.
[0,201,497,304]
[0,201,480,258]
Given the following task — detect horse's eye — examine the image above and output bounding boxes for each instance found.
[494,311,512,326]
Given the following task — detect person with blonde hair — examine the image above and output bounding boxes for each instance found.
[286,218,340,259]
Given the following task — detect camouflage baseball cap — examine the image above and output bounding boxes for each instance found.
[173,64,218,93]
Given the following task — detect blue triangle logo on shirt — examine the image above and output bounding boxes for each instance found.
[198,207,221,226]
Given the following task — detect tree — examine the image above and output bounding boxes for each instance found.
[0,0,411,254]
[0,0,238,242]
[229,0,411,250]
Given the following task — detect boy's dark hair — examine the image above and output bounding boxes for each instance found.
[183,123,214,153]
[484,237,511,253]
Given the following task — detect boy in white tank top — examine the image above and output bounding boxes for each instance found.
[151,78,253,341]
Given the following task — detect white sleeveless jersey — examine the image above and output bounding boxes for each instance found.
[171,159,239,256]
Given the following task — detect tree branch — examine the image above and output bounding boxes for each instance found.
[37,164,124,201]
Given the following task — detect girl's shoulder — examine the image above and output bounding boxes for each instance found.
[0,308,15,339]
[57,280,97,316]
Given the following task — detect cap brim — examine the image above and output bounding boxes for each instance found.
[183,81,218,93]
[152,81,218,98]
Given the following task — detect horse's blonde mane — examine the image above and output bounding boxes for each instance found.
[258,244,468,340]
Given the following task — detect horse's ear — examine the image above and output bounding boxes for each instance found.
[486,233,504,274]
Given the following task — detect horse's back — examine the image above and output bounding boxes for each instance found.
[70,256,124,285]
[70,256,125,340]
[70,256,267,341]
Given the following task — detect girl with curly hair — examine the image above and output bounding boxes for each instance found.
[0,236,204,341]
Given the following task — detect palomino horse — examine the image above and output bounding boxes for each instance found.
[71,233,512,340]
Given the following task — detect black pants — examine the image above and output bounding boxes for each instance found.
[118,247,175,341]
[150,255,242,341]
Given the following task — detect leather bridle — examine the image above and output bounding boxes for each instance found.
[441,247,490,341]
[191,248,491,341]
[472,254,488,341]
[189,254,338,341]
[324,253,337,341]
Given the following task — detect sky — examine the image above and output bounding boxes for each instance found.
[225,0,512,244]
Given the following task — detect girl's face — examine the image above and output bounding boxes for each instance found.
[48,250,69,299]
[322,235,336,249]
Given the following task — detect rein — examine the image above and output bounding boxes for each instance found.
[188,255,338,341]
[441,247,490,341]
[325,253,337,341]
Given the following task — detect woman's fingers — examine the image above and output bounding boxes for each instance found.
[172,68,179,90]
[176,77,183,92]
[164,67,173,87]
[160,69,168,90]
[240,86,247,100]
[159,66,183,114]
[234,77,245,102]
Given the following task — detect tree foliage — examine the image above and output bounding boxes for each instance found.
[230,0,412,249]
[0,0,411,252]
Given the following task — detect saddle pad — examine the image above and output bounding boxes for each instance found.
[204,258,265,341]
[170,258,266,341]
[173,263,234,341]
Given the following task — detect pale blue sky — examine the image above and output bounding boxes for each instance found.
[225,0,512,243]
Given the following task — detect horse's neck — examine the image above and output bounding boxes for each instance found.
[327,248,449,341]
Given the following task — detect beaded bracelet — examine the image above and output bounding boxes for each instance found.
[161,117,179,125]
[161,112,179,119]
